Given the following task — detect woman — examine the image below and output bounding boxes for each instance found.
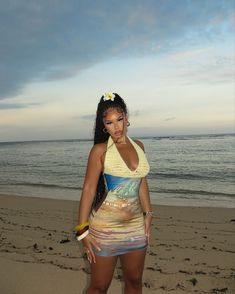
[76,92,153,294]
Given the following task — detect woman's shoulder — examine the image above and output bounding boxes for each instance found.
[89,141,108,156]
[133,138,145,152]
[90,141,108,167]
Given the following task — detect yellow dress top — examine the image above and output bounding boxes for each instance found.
[104,135,150,178]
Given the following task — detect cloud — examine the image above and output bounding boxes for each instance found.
[0,102,41,110]
[80,114,96,120]
[0,0,234,99]
[130,110,141,117]
[175,54,234,85]
[127,4,157,27]
[165,117,176,121]
[170,48,211,60]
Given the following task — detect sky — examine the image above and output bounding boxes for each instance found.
[0,0,234,142]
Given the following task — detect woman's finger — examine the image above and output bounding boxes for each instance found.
[86,251,92,263]
[84,247,93,263]
[87,234,101,252]
[89,248,96,263]
[91,239,101,252]
[82,235,101,263]
[85,252,90,263]
[84,244,97,264]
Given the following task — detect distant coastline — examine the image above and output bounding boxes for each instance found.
[0,131,234,144]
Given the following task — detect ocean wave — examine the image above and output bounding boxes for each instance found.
[150,187,235,198]
[0,182,81,190]
[148,172,234,181]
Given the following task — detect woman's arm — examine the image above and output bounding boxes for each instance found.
[77,143,105,263]
[139,176,153,245]
[135,139,153,244]
[78,143,104,224]
[135,139,152,213]
[139,176,152,213]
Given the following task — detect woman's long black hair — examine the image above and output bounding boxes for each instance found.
[91,93,128,211]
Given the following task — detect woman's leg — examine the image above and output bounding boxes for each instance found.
[86,255,118,294]
[119,248,147,294]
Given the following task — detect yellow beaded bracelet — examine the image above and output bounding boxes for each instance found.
[74,221,89,231]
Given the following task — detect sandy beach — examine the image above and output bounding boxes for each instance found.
[0,194,234,294]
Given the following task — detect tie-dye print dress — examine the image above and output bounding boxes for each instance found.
[89,135,150,256]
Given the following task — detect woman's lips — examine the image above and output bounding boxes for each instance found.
[115,131,122,135]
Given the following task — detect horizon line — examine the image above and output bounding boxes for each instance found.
[0,131,234,144]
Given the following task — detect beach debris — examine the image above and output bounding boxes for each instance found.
[188,277,198,286]
[176,283,185,290]
[116,274,123,281]
[211,271,220,275]
[146,266,155,271]
[33,243,38,250]
[148,250,157,256]
[179,269,192,275]
[195,270,206,275]
[32,243,42,253]
[143,282,151,288]
[211,287,228,293]
[82,267,91,274]
[59,237,70,243]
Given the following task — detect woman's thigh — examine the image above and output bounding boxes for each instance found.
[119,248,147,281]
[89,255,118,287]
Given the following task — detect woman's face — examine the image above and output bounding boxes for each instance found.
[102,107,128,139]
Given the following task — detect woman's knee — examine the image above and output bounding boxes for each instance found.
[124,275,142,289]
[87,282,110,293]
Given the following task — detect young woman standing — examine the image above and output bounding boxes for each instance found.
[76,93,153,294]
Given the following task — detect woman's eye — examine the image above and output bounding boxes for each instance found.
[106,118,123,124]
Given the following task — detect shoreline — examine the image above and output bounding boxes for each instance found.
[0,194,234,293]
[1,191,234,209]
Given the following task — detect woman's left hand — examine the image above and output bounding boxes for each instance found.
[144,215,152,245]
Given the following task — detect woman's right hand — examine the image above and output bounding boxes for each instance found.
[82,234,101,263]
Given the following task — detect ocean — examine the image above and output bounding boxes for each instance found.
[0,133,234,208]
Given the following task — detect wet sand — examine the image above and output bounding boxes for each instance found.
[0,194,234,293]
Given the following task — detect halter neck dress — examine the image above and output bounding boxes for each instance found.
[89,135,150,256]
